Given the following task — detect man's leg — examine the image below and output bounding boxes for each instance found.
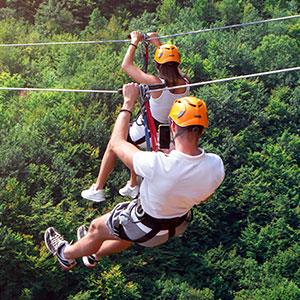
[95,240,132,258]
[64,213,132,260]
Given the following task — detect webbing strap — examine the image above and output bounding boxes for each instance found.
[145,101,158,151]
[133,206,190,243]
[142,108,151,151]
[143,41,149,73]
[133,227,161,243]
[141,41,158,152]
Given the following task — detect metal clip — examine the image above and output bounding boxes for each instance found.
[138,84,150,106]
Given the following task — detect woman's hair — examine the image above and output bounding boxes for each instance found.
[155,62,187,87]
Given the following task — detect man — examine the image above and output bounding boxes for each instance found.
[44,83,225,270]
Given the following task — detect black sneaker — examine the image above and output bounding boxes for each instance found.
[44,227,77,271]
[77,225,97,268]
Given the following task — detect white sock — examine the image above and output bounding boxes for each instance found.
[58,243,73,262]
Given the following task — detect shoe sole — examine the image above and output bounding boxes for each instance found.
[82,256,97,269]
[77,225,97,269]
[81,191,106,202]
[58,260,77,271]
[119,191,139,198]
[44,227,56,254]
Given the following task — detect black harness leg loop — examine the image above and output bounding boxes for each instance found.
[134,203,190,243]
[133,227,161,243]
[168,227,176,239]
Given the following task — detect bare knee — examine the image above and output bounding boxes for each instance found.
[89,218,104,235]
[88,215,111,240]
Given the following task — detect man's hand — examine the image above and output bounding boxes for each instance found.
[122,82,139,112]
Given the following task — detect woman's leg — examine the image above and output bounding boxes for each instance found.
[123,116,145,188]
[94,141,117,190]
[129,168,138,187]
[93,116,143,191]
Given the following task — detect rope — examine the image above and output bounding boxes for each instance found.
[0,66,299,94]
[0,15,299,47]
[148,66,300,93]
[0,39,129,47]
[0,87,118,93]
[156,14,300,41]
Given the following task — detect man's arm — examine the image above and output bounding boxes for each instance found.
[110,83,141,170]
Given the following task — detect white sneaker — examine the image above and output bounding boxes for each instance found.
[119,182,139,198]
[77,225,97,269]
[81,184,106,202]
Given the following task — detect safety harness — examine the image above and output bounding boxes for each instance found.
[117,34,187,244]
[133,202,191,243]
[117,199,192,244]
[140,36,160,151]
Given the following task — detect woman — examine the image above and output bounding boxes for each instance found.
[81,31,190,202]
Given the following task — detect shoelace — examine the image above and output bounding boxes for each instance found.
[80,226,88,238]
[50,230,65,254]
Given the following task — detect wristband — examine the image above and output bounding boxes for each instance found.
[130,43,137,49]
[120,109,132,116]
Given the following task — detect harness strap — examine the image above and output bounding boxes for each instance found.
[133,204,190,243]
[145,101,158,151]
[133,227,161,243]
[140,40,158,152]
[142,107,151,151]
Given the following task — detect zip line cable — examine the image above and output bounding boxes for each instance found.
[0,66,299,94]
[0,66,299,177]
[156,14,300,41]
[0,14,299,47]
[0,87,119,93]
[149,66,300,93]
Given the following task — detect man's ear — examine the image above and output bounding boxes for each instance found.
[170,120,177,132]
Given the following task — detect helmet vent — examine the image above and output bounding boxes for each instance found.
[188,103,196,107]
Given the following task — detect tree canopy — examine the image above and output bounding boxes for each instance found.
[0,1,299,299]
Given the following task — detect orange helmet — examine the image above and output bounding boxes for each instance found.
[154,44,181,64]
[169,96,208,128]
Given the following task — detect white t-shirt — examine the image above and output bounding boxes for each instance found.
[133,148,225,219]
[150,78,190,123]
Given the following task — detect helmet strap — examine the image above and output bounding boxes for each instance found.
[170,121,184,143]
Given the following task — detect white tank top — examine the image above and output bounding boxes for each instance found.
[149,78,190,123]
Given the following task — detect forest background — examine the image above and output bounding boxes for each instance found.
[0,0,299,299]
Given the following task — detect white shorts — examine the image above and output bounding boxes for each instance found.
[128,114,161,146]
[106,200,190,248]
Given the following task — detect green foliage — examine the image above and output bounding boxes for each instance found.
[0,0,43,22]
[156,278,214,300]
[35,0,76,35]
[234,279,300,300]
[1,1,300,299]
[254,34,300,87]
[216,0,243,24]
[157,0,181,24]
[192,0,218,24]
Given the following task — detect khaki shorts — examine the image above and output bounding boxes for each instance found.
[106,200,190,248]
